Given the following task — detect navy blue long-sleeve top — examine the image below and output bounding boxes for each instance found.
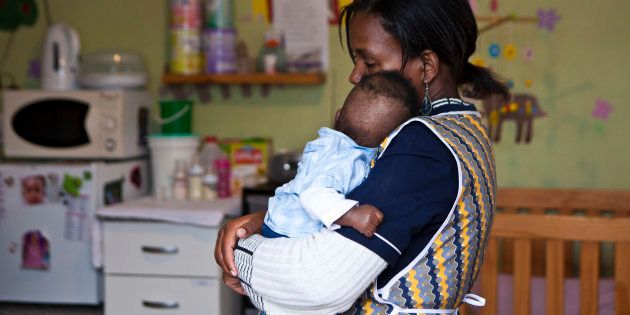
[337,102,467,287]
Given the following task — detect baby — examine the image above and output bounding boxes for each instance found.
[262,71,420,238]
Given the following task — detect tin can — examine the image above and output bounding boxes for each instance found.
[169,28,202,75]
[170,0,202,27]
[203,28,237,73]
[205,0,234,29]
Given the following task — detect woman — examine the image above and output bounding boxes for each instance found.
[215,0,508,314]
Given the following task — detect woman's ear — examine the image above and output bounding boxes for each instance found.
[420,50,440,83]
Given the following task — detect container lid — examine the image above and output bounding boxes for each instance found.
[79,50,148,89]
[148,133,198,138]
[148,134,199,147]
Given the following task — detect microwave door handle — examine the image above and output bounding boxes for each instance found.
[83,101,98,145]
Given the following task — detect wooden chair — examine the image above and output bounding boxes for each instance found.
[461,188,630,315]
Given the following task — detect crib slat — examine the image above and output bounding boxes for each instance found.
[580,241,600,315]
[502,207,518,274]
[514,238,531,315]
[615,242,630,315]
[546,239,565,315]
[531,208,546,276]
[480,237,498,315]
[559,207,576,278]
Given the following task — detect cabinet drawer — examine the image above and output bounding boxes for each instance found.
[103,221,219,277]
[105,275,241,315]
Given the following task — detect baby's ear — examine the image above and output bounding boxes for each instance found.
[334,108,342,124]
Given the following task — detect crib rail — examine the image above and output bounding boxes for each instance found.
[463,188,630,315]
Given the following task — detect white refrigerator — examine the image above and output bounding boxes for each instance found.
[0,159,149,304]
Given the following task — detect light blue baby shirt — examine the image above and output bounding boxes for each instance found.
[264,127,377,238]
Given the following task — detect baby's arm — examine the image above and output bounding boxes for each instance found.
[334,204,383,237]
[300,187,383,237]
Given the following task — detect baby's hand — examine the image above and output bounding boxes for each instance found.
[337,204,383,237]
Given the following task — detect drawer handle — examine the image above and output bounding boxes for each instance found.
[141,245,179,254]
[142,300,180,309]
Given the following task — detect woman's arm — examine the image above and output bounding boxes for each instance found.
[235,230,386,315]
[214,212,386,314]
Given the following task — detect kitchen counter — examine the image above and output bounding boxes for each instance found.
[97,196,241,227]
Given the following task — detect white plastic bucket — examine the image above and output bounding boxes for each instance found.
[148,134,199,196]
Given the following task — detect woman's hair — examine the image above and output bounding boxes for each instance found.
[339,0,510,100]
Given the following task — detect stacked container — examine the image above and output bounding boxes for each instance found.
[203,0,237,73]
[169,0,202,75]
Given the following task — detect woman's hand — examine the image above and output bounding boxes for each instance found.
[214,211,266,276]
[222,271,246,295]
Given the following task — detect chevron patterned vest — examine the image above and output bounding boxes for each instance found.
[344,112,497,315]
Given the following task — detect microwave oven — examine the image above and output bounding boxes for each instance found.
[3,90,151,159]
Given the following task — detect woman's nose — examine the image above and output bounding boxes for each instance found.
[348,64,363,85]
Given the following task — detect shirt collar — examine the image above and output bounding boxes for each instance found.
[428,98,477,116]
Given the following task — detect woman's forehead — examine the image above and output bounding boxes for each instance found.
[348,12,401,56]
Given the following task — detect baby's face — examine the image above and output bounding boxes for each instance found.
[22,177,45,204]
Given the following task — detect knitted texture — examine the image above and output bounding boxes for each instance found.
[235,231,387,315]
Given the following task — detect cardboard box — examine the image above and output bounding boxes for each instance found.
[220,138,272,195]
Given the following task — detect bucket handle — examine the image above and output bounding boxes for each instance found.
[154,105,191,125]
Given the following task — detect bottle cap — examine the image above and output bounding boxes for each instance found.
[189,163,204,175]
[204,135,218,143]
[203,173,218,184]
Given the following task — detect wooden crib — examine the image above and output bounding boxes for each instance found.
[461,188,630,315]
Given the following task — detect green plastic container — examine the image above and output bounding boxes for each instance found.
[158,100,192,134]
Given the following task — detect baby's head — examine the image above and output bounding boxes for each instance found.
[335,71,420,147]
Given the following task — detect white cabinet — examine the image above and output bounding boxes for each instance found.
[102,221,241,315]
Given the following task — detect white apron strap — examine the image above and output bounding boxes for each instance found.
[461,293,486,307]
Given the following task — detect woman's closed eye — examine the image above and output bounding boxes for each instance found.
[363,60,380,73]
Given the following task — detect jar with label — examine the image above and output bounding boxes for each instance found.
[203,28,237,73]
[169,0,202,75]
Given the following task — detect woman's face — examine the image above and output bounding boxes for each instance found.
[348,12,424,97]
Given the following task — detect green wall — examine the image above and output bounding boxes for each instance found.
[1,0,628,188]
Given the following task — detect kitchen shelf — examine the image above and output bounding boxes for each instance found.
[162,72,326,85]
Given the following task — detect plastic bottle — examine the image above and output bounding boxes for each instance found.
[202,165,218,200]
[188,155,204,200]
[199,135,225,172]
[172,159,188,200]
[214,158,231,198]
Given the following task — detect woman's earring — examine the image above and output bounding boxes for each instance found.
[421,80,433,116]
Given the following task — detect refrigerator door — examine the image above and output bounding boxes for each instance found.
[0,159,148,304]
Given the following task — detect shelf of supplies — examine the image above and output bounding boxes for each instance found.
[162,72,326,85]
